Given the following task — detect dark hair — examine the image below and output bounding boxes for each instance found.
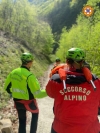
[66,58,74,64]
[55,58,60,62]
[66,58,83,65]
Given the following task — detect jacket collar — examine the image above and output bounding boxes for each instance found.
[21,66,30,71]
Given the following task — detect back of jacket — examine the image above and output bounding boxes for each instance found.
[46,71,100,133]
[4,67,40,100]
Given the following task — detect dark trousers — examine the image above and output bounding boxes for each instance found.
[17,109,38,133]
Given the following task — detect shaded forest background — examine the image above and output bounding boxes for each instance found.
[0,0,100,108]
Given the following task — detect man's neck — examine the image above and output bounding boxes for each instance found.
[21,65,30,70]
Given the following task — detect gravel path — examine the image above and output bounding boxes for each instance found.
[37,97,54,133]
[26,65,54,133]
[37,64,54,133]
[26,97,54,133]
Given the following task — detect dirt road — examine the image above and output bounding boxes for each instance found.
[37,65,54,133]
[26,65,54,133]
[36,97,54,133]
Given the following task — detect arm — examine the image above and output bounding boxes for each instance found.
[4,73,12,94]
[28,74,47,98]
[46,79,59,98]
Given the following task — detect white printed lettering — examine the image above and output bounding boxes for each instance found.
[59,86,91,101]
[86,90,91,95]
[79,87,82,92]
[64,95,87,101]
[71,86,74,92]
[75,86,78,92]
[59,90,64,95]
[67,87,70,92]
[72,95,75,100]
[83,88,87,93]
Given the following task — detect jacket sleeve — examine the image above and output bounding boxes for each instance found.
[4,73,12,94]
[46,80,59,98]
[27,74,47,98]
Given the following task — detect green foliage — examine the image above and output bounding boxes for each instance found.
[37,0,56,15]
[36,0,88,33]
[32,22,54,55]
[0,0,54,59]
[56,0,100,76]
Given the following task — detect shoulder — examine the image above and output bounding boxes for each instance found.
[27,73,38,83]
[50,74,62,83]
[92,74,98,81]
[10,68,19,75]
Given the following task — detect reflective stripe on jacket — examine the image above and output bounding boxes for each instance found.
[4,66,47,100]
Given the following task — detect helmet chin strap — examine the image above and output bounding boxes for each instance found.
[73,60,84,69]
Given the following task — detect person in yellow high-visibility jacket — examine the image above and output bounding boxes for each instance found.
[4,52,47,133]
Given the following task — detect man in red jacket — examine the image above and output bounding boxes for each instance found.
[46,48,100,133]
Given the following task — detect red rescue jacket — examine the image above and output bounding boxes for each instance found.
[46,71,100,133]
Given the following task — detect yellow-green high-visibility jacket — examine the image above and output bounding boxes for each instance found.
[4,66,47,100]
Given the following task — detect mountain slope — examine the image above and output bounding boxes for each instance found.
[0,31,49,108]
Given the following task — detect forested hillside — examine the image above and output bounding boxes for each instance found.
[29,0,48,5]
[33,0,88,33]
[32,0,100,76]
[56,0,100,76]
[31,0,100,76]
[0,0,54,58]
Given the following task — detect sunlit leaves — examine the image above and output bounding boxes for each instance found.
[57,0,100,76]
[0,0,54,59]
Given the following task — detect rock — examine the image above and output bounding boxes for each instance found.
[0,119,13,133]
[0,116,2,120]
